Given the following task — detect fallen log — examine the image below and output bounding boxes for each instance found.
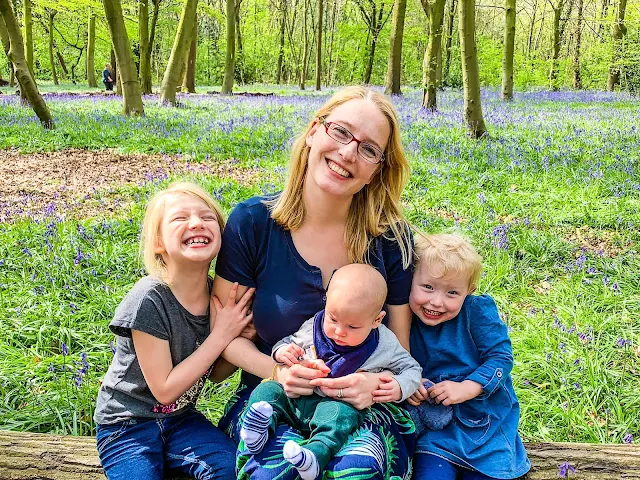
[0,430,639,479]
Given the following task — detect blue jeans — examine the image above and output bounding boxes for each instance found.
[414,453,495,480]
[96,410,236,480]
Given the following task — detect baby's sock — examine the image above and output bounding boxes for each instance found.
[240,401,273,454]
[283,440,319,480]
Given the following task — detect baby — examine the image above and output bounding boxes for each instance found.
[238,263,422,479]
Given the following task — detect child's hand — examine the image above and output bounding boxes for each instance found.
[210,283,255,344]
[240,321,257,342]
[275,343,305,366]
[372,375,401,403]
[407,378,430,406]
[428,380,482,406]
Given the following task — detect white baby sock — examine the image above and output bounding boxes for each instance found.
[283,439,320,480]
[239,401,273,454]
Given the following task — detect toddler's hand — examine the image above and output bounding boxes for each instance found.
[428,380,482,406]
[302,358,330,377]
[407,378,430,407]
[275,343,306,366]
[372,375,401,403]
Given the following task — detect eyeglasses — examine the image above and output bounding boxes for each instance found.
[319,118,385,164]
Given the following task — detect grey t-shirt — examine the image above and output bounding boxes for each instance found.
[94,276,213,425]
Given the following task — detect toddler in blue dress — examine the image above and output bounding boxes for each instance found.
[408,234,530,480]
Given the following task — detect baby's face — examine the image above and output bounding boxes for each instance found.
[323,293,381,347]
[410,261,472,327]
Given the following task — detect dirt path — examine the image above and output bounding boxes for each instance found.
[0,149,259,221]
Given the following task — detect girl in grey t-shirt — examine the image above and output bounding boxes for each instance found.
[94,182,254,479]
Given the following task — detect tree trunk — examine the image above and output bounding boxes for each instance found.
[458,0,486,138]
[144,0,160,92]
[221,0,235,94]
[598,0,609,39]
[422,0,446,110]
[314,0,323,90]
[87,12,97,87]
[0,0,54,127]
[56,50,68,77]
[572,0,583,88]
[501,0,515,99]
[385,0,407,94]
[548,0,563,91]
[607,0,627,90]
[183,14,197,93]
[103,0,144,115]
[138,0,151,93]
[300,0,309,89]
[0,11,11,82]
[526,0,537,57]
[234,0,244,84]
[159,0,197,104]
[363,34,378,84]
[23,0,32,73]
[276,0,286,84]
[442,0,456,84]
[48,11,59,85]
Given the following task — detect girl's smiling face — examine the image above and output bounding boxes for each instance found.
[155,193,222,269]
[304,98,390,199]
[409,261,474,327]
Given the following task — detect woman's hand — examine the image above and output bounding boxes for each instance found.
[311,371,385,410]
[407,378,430,407]
[276,361,330,398]
[211,282,255,345]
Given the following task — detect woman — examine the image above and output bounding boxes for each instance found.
[214,86,415,479]
[102,63,114,91]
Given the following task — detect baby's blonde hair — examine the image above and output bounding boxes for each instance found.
[414,233,483,291]
[140,182,225,281]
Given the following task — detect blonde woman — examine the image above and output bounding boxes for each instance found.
[214,87,415,478]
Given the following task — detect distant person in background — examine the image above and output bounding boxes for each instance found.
[102,63,114,91]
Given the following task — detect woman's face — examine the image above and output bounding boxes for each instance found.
[304,99,391,200]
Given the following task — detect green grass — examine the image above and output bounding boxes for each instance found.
[0,87,638,443]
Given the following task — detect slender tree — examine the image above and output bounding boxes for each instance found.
[222,0,235,93]
[572,0,583,88]
[138,0,150,92]
[501,0,516,99]
[458,0,486,137]
[47,10,58,85]
[607,0,627,90]
[423,0,446,110]
[385,0,407,94]
[354,0,392,85]
[276,0,286,84]
[315,0,323,90]
[299,0,310,89]
[103,0,144,115]
[0,0,54,127]
[87,11,97,87]
[159,0,197,104]
[234,0,244,83]
[548,0,564,90]
[23,0,33,73]
[442,0,456,84]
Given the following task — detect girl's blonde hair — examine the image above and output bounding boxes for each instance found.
[414,233,483,290]
[140,182,226,281]
[267,86,412,268]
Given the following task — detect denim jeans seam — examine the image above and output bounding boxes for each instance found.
[166,452,213,475]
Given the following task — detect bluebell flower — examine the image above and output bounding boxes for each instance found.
[61,343,69,356]
[558,461,576,477]
[623,433,633,444]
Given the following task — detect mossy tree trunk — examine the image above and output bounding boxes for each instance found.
[159,0,197,104]
[384,0,406,94]
[48,10,59,85]
[276,0,286,84]
[501,0,515,99]
[87,11,97,87]
[607,0,627,90]
[221,0,235,94]
[299,0,309,89]
[458,0,486,138]
[103,0,144,115]
[314,0,323,90]
[442,0,456,84]
[422,0,446,110]
[0,0,54,128]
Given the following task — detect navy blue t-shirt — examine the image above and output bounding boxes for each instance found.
[215,196,413,387]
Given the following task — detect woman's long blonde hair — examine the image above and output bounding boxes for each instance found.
[268,86,412,268]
